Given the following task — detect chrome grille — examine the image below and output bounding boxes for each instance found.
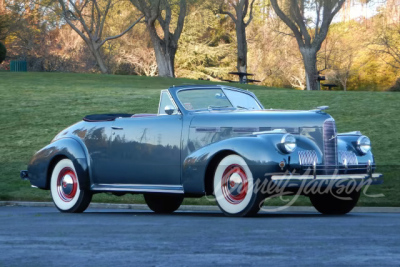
[298,150,318,165]
[339,151,358,165]
[323,119,338,166]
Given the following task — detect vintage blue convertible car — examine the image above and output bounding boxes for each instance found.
[21,85,383,216]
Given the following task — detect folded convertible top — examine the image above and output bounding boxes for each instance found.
[83,113,133,122]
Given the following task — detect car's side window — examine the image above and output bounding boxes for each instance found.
[158,91,178,115]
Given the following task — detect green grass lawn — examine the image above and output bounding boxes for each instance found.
[0,72,398,207]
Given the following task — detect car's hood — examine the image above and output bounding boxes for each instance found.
[189,109,332,130]
[186,109,333,153]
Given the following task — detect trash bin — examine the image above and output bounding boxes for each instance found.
[10,61,27,72]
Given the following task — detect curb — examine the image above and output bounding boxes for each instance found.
[1,201,400,213]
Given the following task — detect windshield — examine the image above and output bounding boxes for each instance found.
[177,88,262,111]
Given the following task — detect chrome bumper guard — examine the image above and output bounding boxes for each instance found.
[270,173,383,188]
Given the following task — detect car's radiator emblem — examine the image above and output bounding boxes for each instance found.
[328,135,336,141]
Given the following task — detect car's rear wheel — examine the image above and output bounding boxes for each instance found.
[309,189,360,215]
[213,154,264,217]
[50,159,92,213]
[144,193,183,214]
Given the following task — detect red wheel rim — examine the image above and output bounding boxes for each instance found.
[221,164,248,204]
[56,167,78,202]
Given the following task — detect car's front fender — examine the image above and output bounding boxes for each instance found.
[27,137,91,190]
[337,135,375,165]
[182,133,320,195]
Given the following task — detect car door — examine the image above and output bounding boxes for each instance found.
[104,91,183,185]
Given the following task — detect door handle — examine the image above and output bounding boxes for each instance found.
[112,126,124,130]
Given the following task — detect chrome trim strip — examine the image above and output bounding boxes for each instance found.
[195,127,221,133]
[337,131,362,136]
[91,183,184,194]
[253,129,287,135]
[233,127,259,133]
[271,173,383,181]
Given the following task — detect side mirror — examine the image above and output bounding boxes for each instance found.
[164,105,176,115]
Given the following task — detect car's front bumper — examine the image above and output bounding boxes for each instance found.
[270,173,383,188]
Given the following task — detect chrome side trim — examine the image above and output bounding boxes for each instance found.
[195,127,221,133]
[233,127,259,133]
[91,183,184,194]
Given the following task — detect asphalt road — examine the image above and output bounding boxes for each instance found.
[1,206,399,266]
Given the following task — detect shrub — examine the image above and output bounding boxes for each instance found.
[387,78,400,92]
[0,42,6,64]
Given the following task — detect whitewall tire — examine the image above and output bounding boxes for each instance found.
[213,154,264,217]
[50,159,92,213]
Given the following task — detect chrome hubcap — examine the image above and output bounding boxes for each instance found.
[61,174,74,195]
[57,167,77,202]
[221,164,248,205]
[228,173,243,196]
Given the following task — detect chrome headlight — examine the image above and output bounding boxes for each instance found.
[280,134,297,154]
[357,135,371,155]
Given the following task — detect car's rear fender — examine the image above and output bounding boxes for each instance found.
[27,137,91,190]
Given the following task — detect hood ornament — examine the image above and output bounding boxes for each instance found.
[310,106,329,113]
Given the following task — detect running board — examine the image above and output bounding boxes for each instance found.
[91,183,184,194]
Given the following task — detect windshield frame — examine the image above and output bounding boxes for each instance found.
[170,85,264,114]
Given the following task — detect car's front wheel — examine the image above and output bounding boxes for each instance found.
[144,193,183,214]
[213,154,264,217]
[50,159,92,213]
[309,189,360,215]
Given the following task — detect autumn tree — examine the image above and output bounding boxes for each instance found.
[0,0,9,62]
[270,0,345,90]
[0,1,24,41]
[371,25,400,69]
[219,0,256,73]
[58,0,144,73]
[327,50,354,91]
[130,0,187,77]
[0,41,6,63]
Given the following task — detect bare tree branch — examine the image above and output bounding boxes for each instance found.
[219,3,237,23]
[245,0,256,26]
[270,0,304,46]
[291,0,311,45]
[99,15,144,47]
[129,0,188,77]
[98,0,112,39]
[173,0,187,44]
[315,1,321,39]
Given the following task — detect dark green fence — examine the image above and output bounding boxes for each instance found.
[10,61,27,72]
